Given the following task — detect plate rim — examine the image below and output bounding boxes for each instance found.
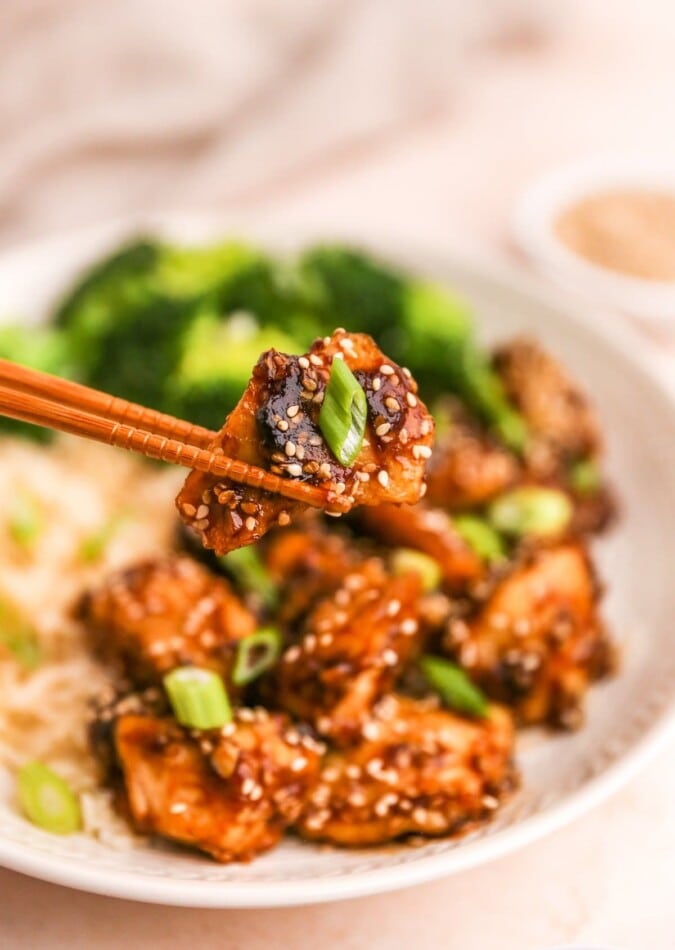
[1,216,674,907]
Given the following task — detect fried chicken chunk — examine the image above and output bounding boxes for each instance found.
[107,708,321,862]
[176,330,434,555]
[277,559,424,744]
[355,503,483,590]
[494,338,601,477]
[443,543,614,728]
[297,694,515,845]
[79,557,255,691]
[262,522,364,628]
[425,406,519,510]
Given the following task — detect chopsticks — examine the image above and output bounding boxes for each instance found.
[0,360,350,512]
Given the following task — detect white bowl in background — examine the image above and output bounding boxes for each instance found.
[514,154,675,323]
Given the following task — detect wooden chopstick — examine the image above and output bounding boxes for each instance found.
[0,361,350,513]
[0,358,217,449]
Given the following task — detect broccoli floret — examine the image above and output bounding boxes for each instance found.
[169,309,304,430]
[0,324,72,441]
[51,238,297,412]
[298,245,407,337]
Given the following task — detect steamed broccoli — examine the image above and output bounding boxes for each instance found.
[51,238,302,413]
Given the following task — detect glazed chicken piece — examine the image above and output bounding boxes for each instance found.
[442,543,614,728]
[494,338,601,478]
[176,330,434,555]
[262,522,364,628]
[100,705,322,863]
[297,694,516,845]
[276,559,424,744]
[425,404,519,510]
[355,503,484,590]
[79,557,255,692]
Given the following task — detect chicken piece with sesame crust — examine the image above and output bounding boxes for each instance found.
[97,704,322,863]
[297,694,516,846]
[176,329,434,555]
[276,558,424,744]
[78,557,255,693]
[442,543,614,729]
[425,403,519,510]
[354,503,484,590]
[262,522,365,628]
[494,338,601,479]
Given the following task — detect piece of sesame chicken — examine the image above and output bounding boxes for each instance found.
[425,402,519,510]
[78,557,255,693]
[276,558,425,744]
[262,522,365,628]
[443,543,615,729]
[176,330,434,555]
[354,502,484,590]
[297,694,516,846]
[102,707,322,863]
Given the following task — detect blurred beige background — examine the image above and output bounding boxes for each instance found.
[1,2,675,947]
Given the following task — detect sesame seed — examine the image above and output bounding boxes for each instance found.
[287,463,303,476]
[278,510,291,526]
[291,756,309,772]
[277,419,289,432]
[295,445,305,460]
[383,648,399,666]
[245,516,257,532]
[385,397,401,412]
[169,802,188,815]
[285,441,296,457]
[380,364,394,375]
[420,420,431,436]
[413,444,432,460]
[298,356,310,369]
[386,599,401,617]
[362,721,380,740]
[412,807,428,825]
[242,778,257,797]
[334,482,346,494]
[375,422,391,436]
[318,462,332,479]
[401,618,418,636]
[402,367,412,378]
[303,377,318,391]
[346,764,362,779]
[319,633,334,647]
[420,482,428,497]
[309,434,322,446]
[406,391,418,408]
[287,405,300,418]
[193,518,209,531]
[310,354,323,366]
[377,470,390,488]
[482,794,499,810]
[181,503,196,517]
[284,645,301,663]
[372,377,381,392]
[356,471,370,482]
[237,708,255,722]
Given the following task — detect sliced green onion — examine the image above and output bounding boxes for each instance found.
[319,355,367,466]
[233,628,282,686]
[419,655,488,718]
[569,457,601,496]
[7,491,42,548]
[79,515,125,563]
[488,487,572,539]
[0,597,42,670]
[220,546,278,609]
[390,548,441,592]
[453,514,506,563]
[163,666,232,730]
[17,761,81,834]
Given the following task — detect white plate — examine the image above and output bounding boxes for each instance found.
[1,217,675,908]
